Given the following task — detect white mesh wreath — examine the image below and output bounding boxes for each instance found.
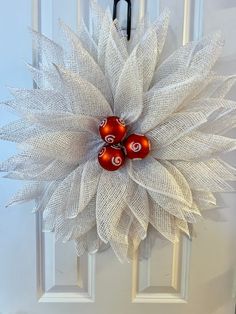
[1,2,236,262]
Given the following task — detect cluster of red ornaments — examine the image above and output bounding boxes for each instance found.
[98,116,151,171]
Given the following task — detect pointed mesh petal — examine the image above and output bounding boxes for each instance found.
[139,33,224,133]
[6,182,44,207]
[114,48,143,124]
[43,165,84,228]
[137,9,170,91]
[139,74,203,133]
[60,19,97,61]
[61,22,113,104]
[105,23,127,98]
[53,65,112,116]
[53,197,96,241]
[90,0,106,44]
[198,75,236,99]
[148,191,185,220]
[160,160,192,204]
[75,226,102,256]
[201,111,236,135]
[137,29,158,92]
[98,9,113,71]
[149,199,177,243]
[31,28,64,67]
[0,120,46,143]
[34,181,60,212]
[4,159,73,181]
[192,190,216,210]
[129,16,150,52]
[205,159,236,181]
[109,210,133,263]
[78,158,102,213]
[156,131,236,161]
[175,218,190,237]
[22,110,100,135]
[96,170,129,243]
[148,111,207,149]
[152,32,224,85]
[21,131,96,164]
[173,161,234,192]
[7,88,67,112]
[128,157,191,205]
[0,151,44,172]
[183,98,236,116]
[125,181,149,238]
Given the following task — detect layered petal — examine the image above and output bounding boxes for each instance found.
[0,120,46,143]
[98,9,113,70]
[21,131,96,164]
[138,9,170,91]
[61,22,113,103]
[114,48,143,124]
[128,157,191,205]
[96,169,129,243]
[51,197,96,242]
[197,75,236,99]
[43,165,84,229]
[31,28,64,67]
[6,88,67,112]
[105,22,127,98]
[138,33,224,133]
[75,226,103,256]
[22,110,99,135]
[156,131,236,161]
[173,160,234,192]
[6,182,45,207]
[192,190,216,210]
[152,32,223,85]
[78,158,102,213]
[53,66,112,116]
[3,158,73,181]
[149,198,177,242]
[148,111,207,149]
[125,181,149,239]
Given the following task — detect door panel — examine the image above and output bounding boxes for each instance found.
[0,1,236,314]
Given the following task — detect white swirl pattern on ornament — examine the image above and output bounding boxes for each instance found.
[116,118,125,126]
[105,134,115,143]
[100,118,107,127]
[98,147,106,157]
[111,156,122,166]
[130,141,142,152]
[111,145,120,150]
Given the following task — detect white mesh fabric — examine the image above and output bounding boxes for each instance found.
[156,131,236,161]
[60,22,113,104]
[127,157,192,205]
[114,47,143,124]
[173,161,234,192]
[147,111,207,149]
[21,130,96,164]
[6,182,45,207]
[1,3,236,262]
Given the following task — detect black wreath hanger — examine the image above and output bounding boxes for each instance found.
[113,0,132,40]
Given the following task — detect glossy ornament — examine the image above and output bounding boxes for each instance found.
[124,134,151,160]
[99,116,127,144]
[98,145,125,171]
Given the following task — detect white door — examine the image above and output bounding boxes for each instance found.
[1,1,236,313]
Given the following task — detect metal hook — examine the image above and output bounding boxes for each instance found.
[113,0,132,40]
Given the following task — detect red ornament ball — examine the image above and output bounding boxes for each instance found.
[98,145,125,171]
[124,133,151,160]
[99,116,127,145]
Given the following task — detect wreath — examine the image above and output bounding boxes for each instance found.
[1,2,236,262]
